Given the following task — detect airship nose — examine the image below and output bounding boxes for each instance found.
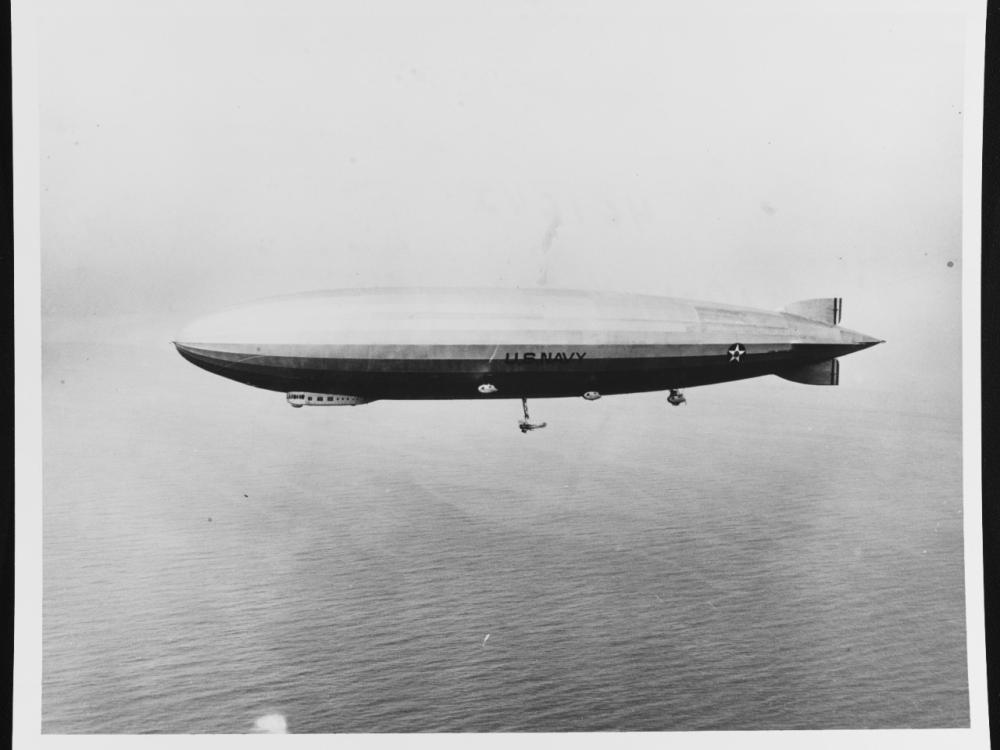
[173,340,214,368]
[173,314,227,367]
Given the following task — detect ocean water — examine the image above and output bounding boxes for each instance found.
[40,338,968,733]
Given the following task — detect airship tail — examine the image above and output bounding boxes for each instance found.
[783,298,842,326]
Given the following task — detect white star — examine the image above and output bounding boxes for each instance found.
[728,344,746,362]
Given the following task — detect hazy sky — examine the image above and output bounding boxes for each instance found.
[35,0,969,394]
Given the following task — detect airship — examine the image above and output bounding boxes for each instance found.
[174,288,882,432]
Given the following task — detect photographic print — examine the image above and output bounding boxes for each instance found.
[15,0,987,744]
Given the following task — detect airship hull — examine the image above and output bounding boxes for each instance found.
[174,288,881,401]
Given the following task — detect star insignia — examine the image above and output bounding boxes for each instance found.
[728,343,746,363]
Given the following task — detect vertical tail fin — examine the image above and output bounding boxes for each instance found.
[776,358,840,385]
[783,298,842,325]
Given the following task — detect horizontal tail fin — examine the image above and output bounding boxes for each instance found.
[783,298,842,325]
[776,358,840,386]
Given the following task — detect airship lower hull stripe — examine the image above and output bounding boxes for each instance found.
[176,342,867,399]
